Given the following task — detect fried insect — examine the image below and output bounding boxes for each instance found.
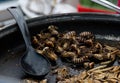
[32,36,40,47]
[77,37,94,46]
[93,54,104,60]
[62,31,76,39]
[72,56,90,64]
[42,47,58,61]
[62,42,70,50]
[23,79,40,83]
[104,45,118,52]
[71,44,81,55]
[95,42,103,50]
[23,79,47,83]
[36,49,44,55]
[37,33,51,39]
[88,65,107,73]
[49,37,56,42]
[61,39,71,50]
[91,42,103,53]
[45,39,54,47]
[83,62,94,69]
[61,51,77,58]
[93,50,119,62]
[56,45,64,53]
[48,25,59,35]
[79,31,94,39]
[53,66,70,81]
[76,36,85,43]
[84,39,94,46]
[40,79,47,83]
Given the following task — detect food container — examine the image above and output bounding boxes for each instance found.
[0,13,120,83]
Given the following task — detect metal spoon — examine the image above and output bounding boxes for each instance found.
[7,7,51,77]
[91,0,120,13]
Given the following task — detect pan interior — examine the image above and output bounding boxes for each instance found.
[0,14,120,82]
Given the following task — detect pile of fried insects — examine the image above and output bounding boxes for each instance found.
[24,25,120,83]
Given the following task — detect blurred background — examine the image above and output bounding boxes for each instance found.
[0,0,119,29]
[0,0,118,18]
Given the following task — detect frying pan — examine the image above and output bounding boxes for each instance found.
[0,13,120,83]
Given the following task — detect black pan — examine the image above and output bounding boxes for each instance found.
[0,13,120,83]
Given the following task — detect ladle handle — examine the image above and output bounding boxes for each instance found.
[8,7,31,49]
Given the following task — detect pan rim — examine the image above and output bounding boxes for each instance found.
[0,13,120,39]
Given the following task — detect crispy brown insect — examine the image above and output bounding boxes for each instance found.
[32,36,45,49]
[100,60,112,65]
[91,42,103,54]
[49,37,56,42]
[70,44,81,55]
[23,79,40,83]
[56,45,64,53]
[83,62,94,69]
[42,47,58,61]
[116,50,120,57]
[62,42,70,50]
[62,31,76,39]
[56,39,71,50]
[61,51,77,58]
[36,49,44,55]
[45,40,54,47]
[93,54,104,60]
[76,36,85,43]
[48,25,59,35]
[95,42,103,49]
[72,56,89,64]
[76,37,94,46]
[79,31,94,39]
[93,50,119,62]
[40,79,47,83]
[104,45,118,52]
[84,39,94,46]
[105,50,119,61]
[61,39,71,50]
[88,65,107,73]
[53,66,70,81]
[32,36,39,46]
[37,33,51,39]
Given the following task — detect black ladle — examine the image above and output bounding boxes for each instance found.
[7,7,51,77]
